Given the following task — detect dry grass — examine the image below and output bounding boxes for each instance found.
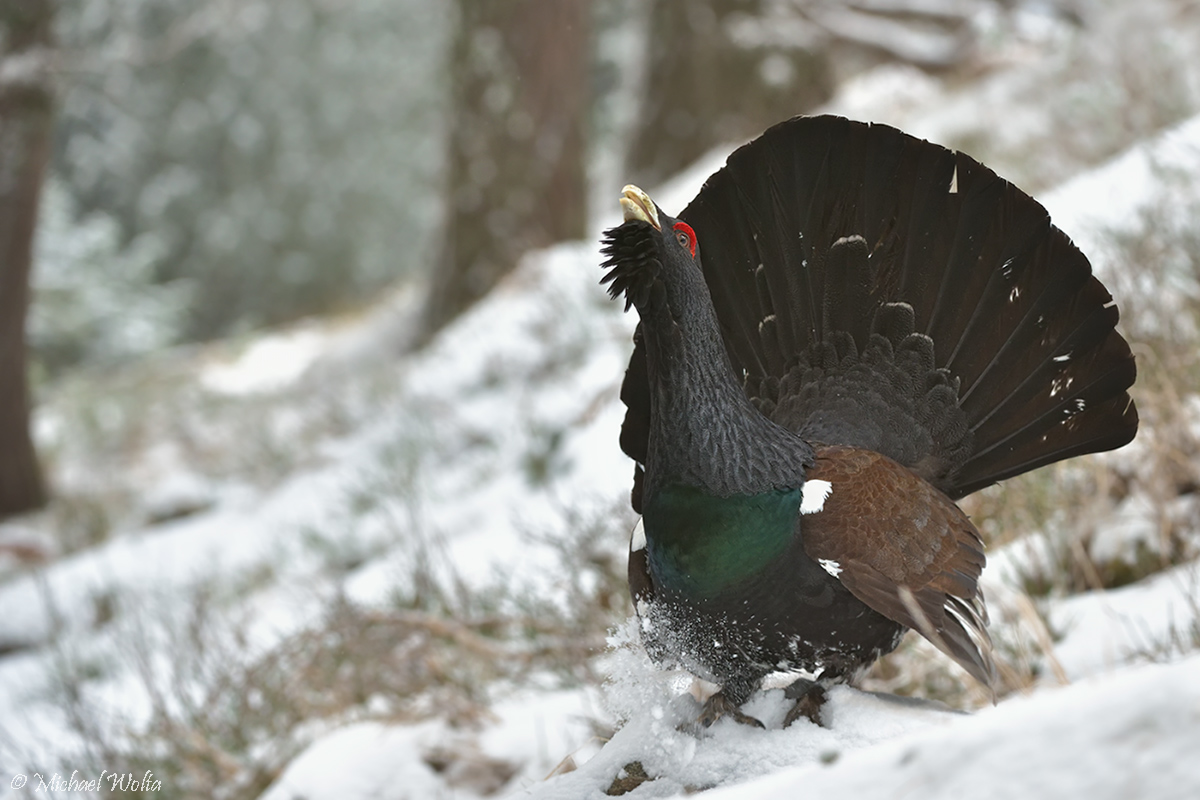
[48,586,620,798]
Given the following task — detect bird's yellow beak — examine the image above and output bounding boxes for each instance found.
[620,184,661,231]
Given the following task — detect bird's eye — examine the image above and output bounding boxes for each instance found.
[672,221,697,258]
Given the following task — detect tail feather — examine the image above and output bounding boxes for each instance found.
[752,262,785,376]
[821,235,872,344]
[956,343,1137,495]
[920,161,1003,347]
[946,224,1088,401]
[706,183,786,376]
[617,114,1137,502]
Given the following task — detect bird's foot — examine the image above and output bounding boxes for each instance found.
[782,677,828,728]
[679,691,764,733]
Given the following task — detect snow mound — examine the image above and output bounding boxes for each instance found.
[698,652,1200,800]
[515,647,1200,799]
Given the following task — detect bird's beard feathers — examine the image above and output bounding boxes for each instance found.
[600,220,663,312]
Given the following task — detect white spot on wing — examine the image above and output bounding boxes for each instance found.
[818,558,842,578]
[800,480,832,514]
[631,517,646,552]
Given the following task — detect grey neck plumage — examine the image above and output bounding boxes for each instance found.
[639,273,815,501]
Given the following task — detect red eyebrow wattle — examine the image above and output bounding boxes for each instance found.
[672,221,697,257]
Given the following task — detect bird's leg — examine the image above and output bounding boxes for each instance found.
[695,690,765,729]
[782,677,829,728]
[677,677,765,733]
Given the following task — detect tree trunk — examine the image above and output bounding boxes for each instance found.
[0,0,54,517]
[626,0,834,187]
[418,0,589,344]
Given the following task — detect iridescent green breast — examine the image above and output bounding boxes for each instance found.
[642,483,801,599]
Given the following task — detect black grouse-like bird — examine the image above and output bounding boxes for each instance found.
[600,115,1138,727]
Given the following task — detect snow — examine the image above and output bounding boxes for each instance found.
[508,582,1200,799]
[201,325,328,395]
[259,721,446,800]
[1049,562,1200,681]
[258,689,604,800]
[695,653,1200,800]
[515,623,960,799]
[1041,113,1200,270]
[0,460,342,648]
[497,617,1200,799]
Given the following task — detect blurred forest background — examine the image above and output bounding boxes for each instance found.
[3,1,1200,797]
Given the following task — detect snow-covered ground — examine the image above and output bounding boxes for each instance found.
[519,647,1200,800]
[4,4,1200,798]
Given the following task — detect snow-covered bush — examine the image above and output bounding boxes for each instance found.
[30,180,188,374]
[53,0,450,340]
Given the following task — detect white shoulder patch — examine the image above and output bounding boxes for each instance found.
[630,517,646,552]
[818,558,843,578]
[800,479,832,515]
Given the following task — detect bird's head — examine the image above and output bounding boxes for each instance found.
[600,185,704,318]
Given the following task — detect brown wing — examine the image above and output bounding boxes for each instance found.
[801,445,996,689]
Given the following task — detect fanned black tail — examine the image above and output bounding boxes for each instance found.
[619,115,1137,504]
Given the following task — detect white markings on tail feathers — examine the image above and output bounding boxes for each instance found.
[818,559,843,578]
[1050,375,1075,397]
[800,480,833,514]
[1063,398,1087,417]
[631,517,646,552]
